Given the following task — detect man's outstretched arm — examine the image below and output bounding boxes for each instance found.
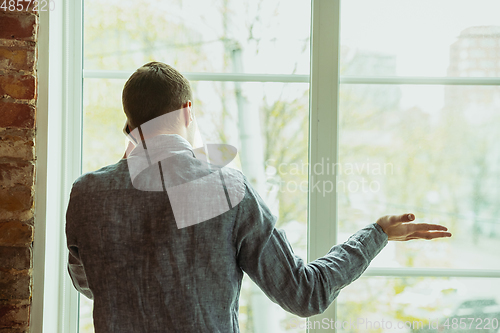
[234,182,451,317]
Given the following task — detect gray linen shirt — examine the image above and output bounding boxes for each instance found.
[66,134,388,333]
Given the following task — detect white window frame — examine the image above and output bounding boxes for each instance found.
[33,1,83,333]
[33,0,500,332]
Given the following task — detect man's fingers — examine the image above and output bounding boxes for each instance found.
[390,213,415,224]
[408,231,452,240]
[409,223,448,233]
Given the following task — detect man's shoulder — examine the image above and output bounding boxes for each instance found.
[219,167,248,207]
[219,166,246,184]
[71,159,129,195]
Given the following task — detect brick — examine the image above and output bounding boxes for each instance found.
[0,327,29,333]
[0,303,29,328]
[0,132,35,160]
[0,161,34,188]
[0,8,36,333]
[0,211,32,223]
[0,186,32,213]
[0,101,34,129]
[0,14,37,41]
[0,39,36,50]
[0,46,35,72]
[0,221,32,246]
[0,271,30,300]
[0,75,36,100]
[0,209,32,222]
[0,247,30,270]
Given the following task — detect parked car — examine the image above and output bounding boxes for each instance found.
[414,299,500,333]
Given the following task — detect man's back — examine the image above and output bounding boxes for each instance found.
[66,135,389,333]
[67,136,251,332]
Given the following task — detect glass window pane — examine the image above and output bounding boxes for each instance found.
[80,79,309,333]
[82,79,126,173]
[337,84,500,270]
[84,0,311,74]
[340,0,500,77]
[335,277,500,333]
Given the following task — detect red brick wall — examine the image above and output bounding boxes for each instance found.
[0,6,39,333]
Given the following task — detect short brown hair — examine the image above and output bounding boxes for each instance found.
[122,62,192,128]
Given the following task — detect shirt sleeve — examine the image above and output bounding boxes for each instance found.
[67,244,94,300]
[233,180,388,317]
[65,185,94,300]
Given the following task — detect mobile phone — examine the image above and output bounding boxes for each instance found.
[123,121,138,145]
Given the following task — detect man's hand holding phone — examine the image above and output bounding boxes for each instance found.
[122,122,137,159]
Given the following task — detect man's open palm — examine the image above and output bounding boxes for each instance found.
[376,213,452,241]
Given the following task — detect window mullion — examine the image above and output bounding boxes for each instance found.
[61,0,84,331]
[308,0,341,332]
[363,267,500,278]
[84,70,500,86]
[83,70,310,83]
[46,0,84,332]
[61,0,84,332]
[341,76,500,85]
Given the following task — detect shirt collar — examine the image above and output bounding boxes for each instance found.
[129,134,196,159]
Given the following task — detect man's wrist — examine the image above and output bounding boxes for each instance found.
[374,222,388,236]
